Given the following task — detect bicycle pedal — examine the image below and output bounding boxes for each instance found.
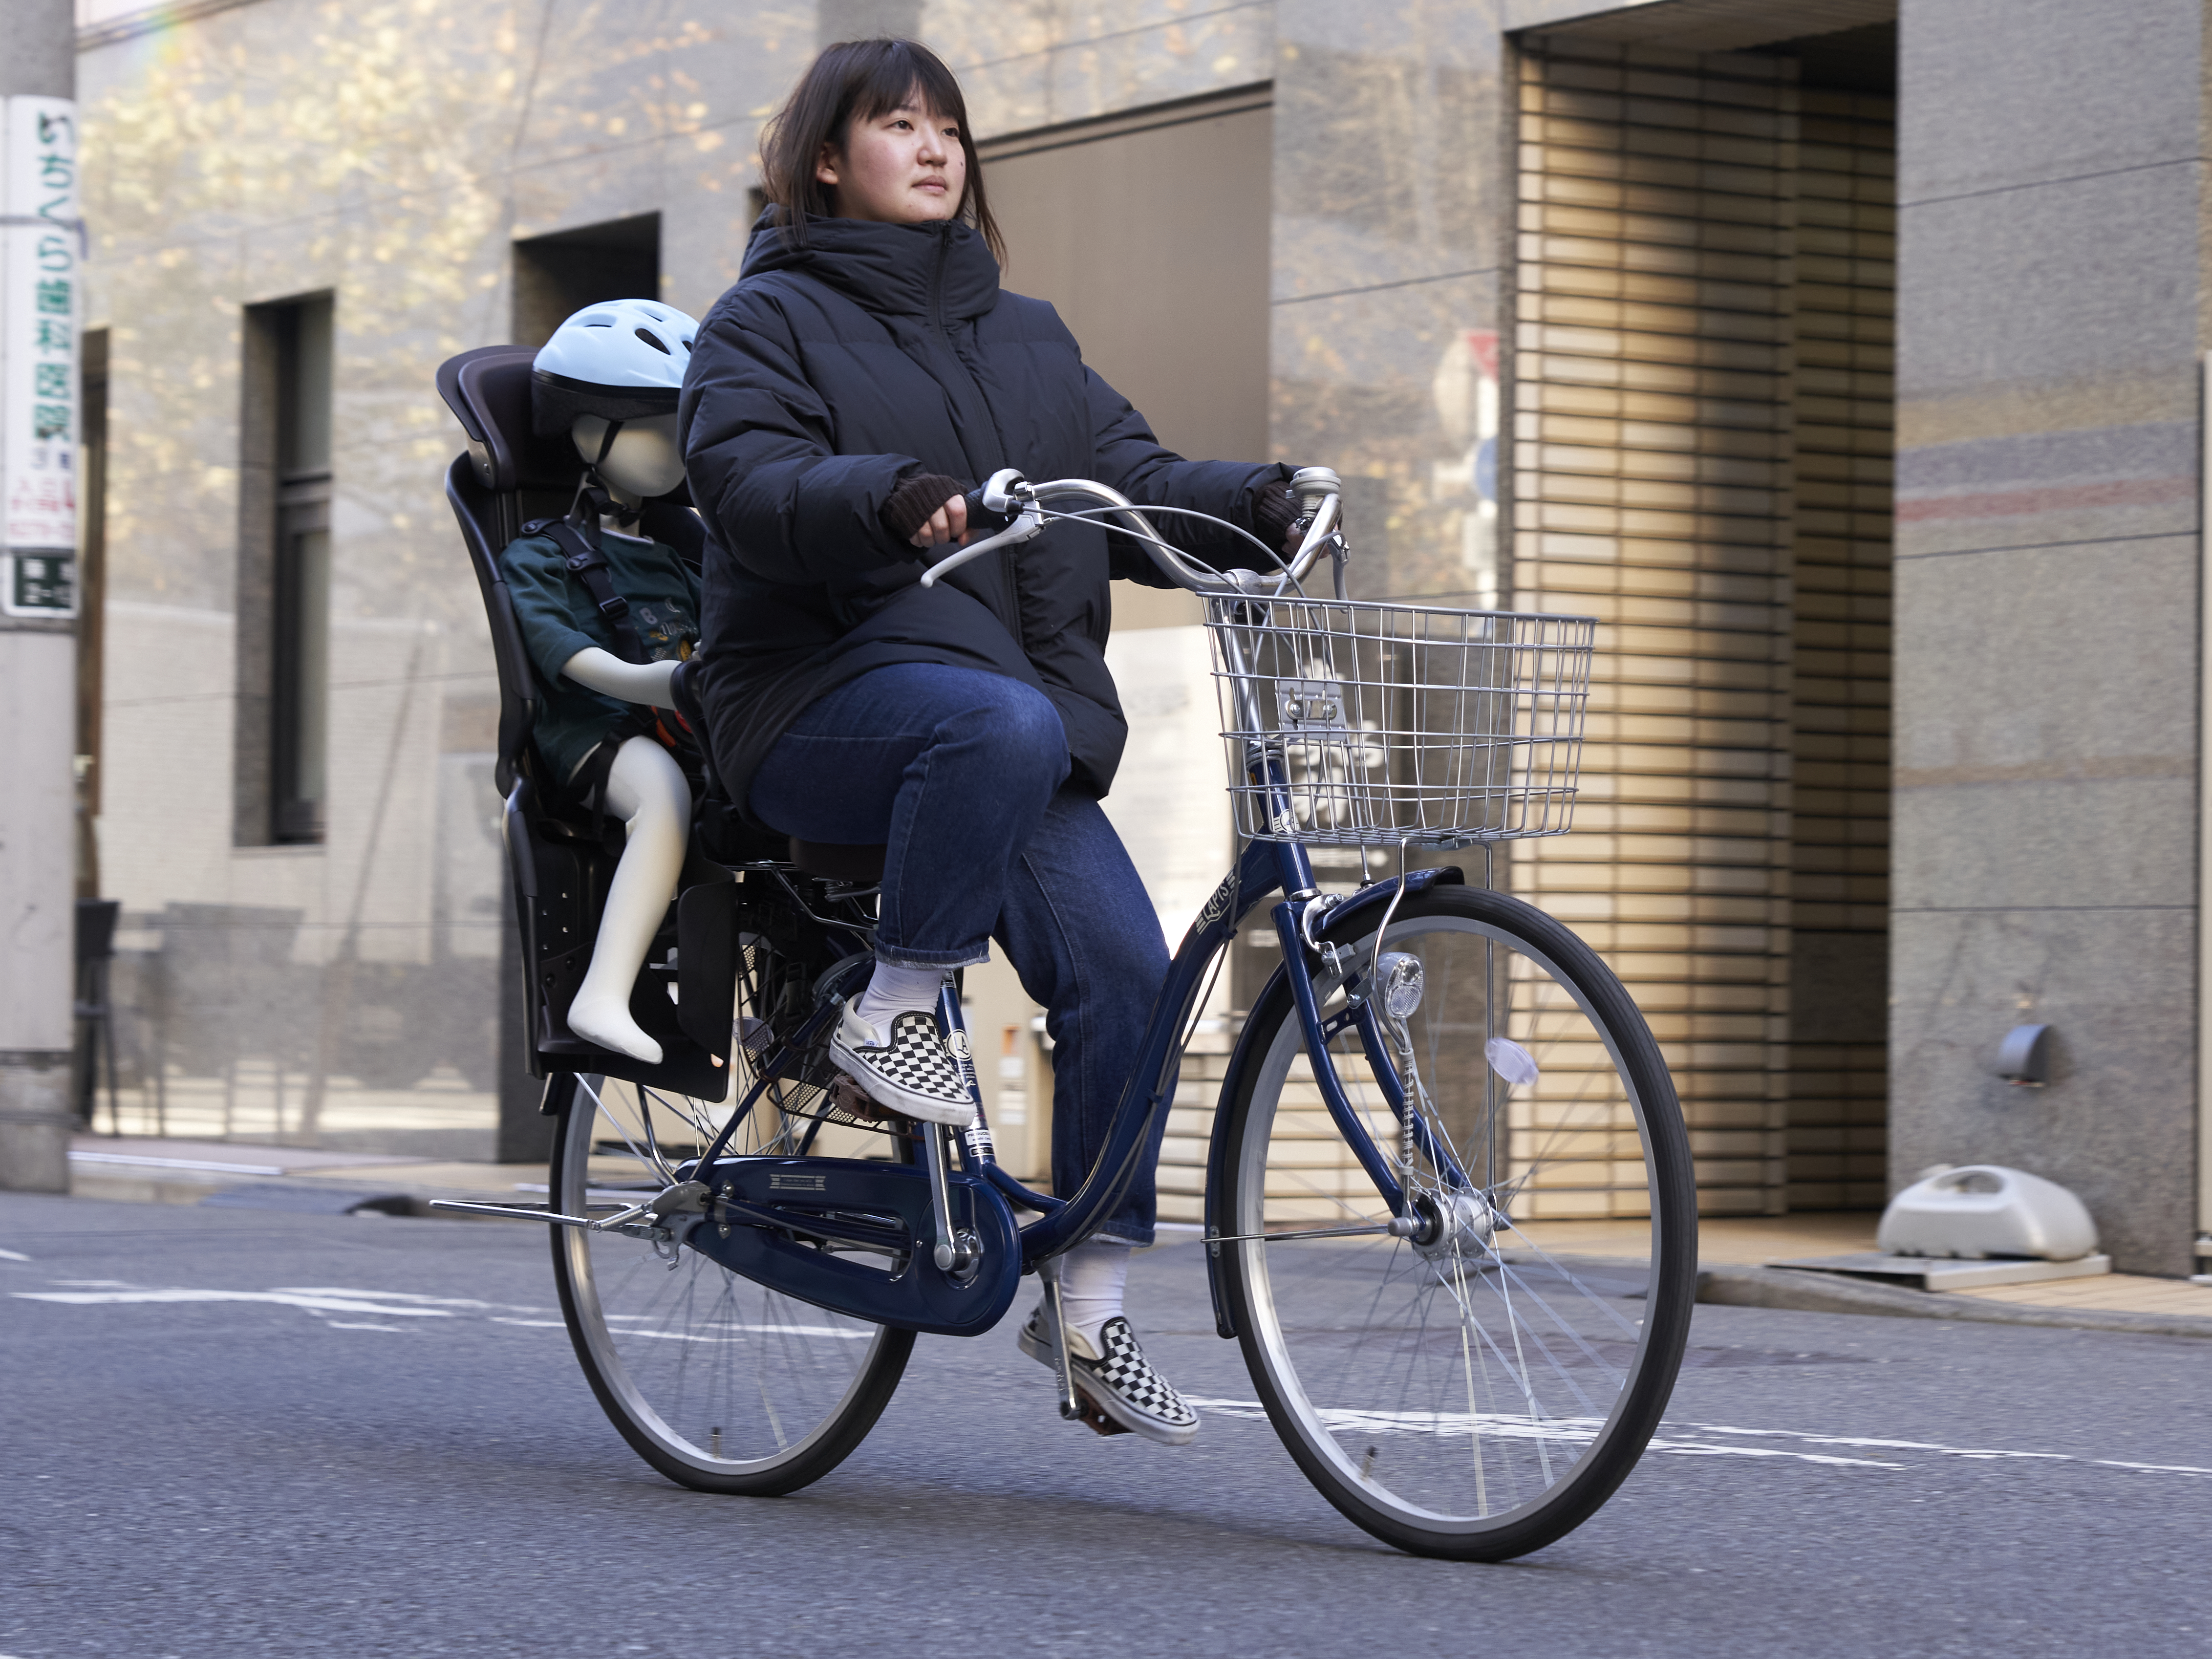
[828,1072,892,1123]
[1071,1388,1131,1438]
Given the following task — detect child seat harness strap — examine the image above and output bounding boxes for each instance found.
[524,516,649,668]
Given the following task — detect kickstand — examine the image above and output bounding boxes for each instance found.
[1036,1255,1085,1423]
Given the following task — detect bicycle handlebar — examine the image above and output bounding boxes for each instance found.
[917,466,1346,597]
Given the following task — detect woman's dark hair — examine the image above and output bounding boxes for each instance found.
[759,38,1004,262]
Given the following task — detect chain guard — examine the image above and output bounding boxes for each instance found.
[683,1155,1021,1337]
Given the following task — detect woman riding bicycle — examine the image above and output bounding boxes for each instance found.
[679,38,1319,1444]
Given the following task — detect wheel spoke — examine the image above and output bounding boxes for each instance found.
[548,942,912,1493]
[1223,886,1694,1557]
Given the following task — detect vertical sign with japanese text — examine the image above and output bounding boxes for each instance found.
[1,95,80,618]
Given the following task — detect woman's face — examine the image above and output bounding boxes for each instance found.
[817,98,966,225]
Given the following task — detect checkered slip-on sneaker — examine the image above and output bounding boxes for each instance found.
[1018,1305,1200,1446]
[829,1001,974,1126]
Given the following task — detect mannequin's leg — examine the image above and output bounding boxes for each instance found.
[566,736,692,1065]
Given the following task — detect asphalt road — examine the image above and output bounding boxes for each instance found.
[1,1191,2206,1658]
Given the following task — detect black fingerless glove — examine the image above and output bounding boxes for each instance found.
[1249,472,1305,556]
[881,472,966,543]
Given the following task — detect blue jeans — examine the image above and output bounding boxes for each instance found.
[751,664,1175,1245]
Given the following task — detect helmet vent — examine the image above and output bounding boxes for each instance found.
[634,327,670,354]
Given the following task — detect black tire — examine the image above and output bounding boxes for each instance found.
[1217,883,1696,1560]
[547,892,914,1497]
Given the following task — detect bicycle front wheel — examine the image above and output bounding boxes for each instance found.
[1217,881,1696,1559]
[549,1063,914,1497]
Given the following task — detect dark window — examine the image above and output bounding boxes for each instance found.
[511,214,660,348]
[980,90,1271,478]
[252,294,333,845]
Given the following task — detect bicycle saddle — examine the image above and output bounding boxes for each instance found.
[785,840,887,883]
[666,659,886,881]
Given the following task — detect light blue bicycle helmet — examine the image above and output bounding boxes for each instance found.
[530,298,699,435]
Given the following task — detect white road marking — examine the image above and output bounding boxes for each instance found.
[1189,1398,1901,1468]
[14,1288,452,1316]
[16,1280,873,1345]
[19,1277,2207,1481]
[0,1247,30,1261]
[622,1323,874,1342]
[272,1286,550,1314]
[1184,1398,2208,1479]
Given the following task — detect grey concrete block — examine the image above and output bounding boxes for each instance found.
[1893,778,2194,913]
[1897,164,2201,408]
[1889,906,2195,1277]
[0,1060,70,1194]
[1900,0,2201,203]
[1894,420,2199,559]
[1273,0,1507,300]
[1893,533,2203,845]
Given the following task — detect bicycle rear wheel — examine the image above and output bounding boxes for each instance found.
[549,921,913,1496]
[1217,882,1695,1559]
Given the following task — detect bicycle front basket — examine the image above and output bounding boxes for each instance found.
[1202,595,1595,847]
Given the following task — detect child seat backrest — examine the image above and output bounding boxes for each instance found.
[437,345,571,796]
[435,344,733,1101]
[435,345,706,795]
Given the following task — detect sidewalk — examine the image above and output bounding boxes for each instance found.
[1691,1213,2212,1323]
[64,1133,547,1213]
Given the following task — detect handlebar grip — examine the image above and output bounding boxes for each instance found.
[964,484,1017,535]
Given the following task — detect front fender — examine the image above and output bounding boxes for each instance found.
[1200,864,1462,1339]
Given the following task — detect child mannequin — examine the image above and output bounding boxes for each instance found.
[499,300,704,1065]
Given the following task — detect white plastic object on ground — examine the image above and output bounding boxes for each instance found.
[1876,1164,2098,1261]
[1484,1035,1539,1087]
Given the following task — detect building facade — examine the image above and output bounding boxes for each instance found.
[69,0,2212,1275]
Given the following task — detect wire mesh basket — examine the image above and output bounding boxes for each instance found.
[1202,595,1595,847]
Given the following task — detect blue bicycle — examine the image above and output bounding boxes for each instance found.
[443,470,1696,1562]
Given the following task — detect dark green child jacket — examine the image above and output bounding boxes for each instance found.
[499,527,701,785]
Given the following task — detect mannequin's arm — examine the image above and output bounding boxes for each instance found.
[561,647,678,709]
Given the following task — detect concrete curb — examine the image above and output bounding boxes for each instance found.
[1697,1264,2212,1340]
[67,1164,489,1218]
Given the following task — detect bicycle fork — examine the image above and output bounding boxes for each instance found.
[1271,893,1493,1227]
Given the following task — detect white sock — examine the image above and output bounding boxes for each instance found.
[1059,1238,1132,1351]
[853,959,948,1031]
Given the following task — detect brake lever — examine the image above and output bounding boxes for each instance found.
[918,501,1044,587]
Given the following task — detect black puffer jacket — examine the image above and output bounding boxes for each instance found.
[678,213,1287,821]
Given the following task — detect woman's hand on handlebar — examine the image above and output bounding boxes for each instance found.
[909,492,969,551]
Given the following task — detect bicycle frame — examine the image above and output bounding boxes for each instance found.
[988,813,1461,1269]
[678,474,1483,1336]
[674,749,1461,1339]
